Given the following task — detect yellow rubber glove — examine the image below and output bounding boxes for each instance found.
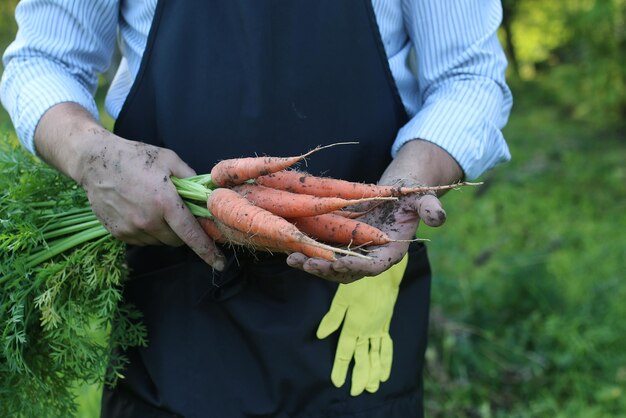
[317,255,408,396]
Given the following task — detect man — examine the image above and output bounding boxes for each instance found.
[1,0,512,416]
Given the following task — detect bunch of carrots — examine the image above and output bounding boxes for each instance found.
[176,144,476,262]
[1,142,475,272]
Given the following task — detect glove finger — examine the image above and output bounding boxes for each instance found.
[350,338,370,397]
[366,337,382,393]
[317,304,347,339]
[330,332,357,388]
[380,334,393,382]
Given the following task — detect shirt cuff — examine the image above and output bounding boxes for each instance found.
[1,60,100,155]
[392,84,511,181]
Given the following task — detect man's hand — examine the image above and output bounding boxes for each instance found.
[287,189,442,283]
[287,139,462,282]
[34,103,226,270]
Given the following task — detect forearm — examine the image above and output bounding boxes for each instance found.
[380,139,463,192]
[34,103,225,268]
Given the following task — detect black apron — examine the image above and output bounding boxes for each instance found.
[102,1,432,417]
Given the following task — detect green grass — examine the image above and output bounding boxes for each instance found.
[421,80,626,417]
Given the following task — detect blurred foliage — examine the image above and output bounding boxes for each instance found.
[502,0,626,129]
[1,0,625,417]
[421,83,626,417]
[0,0,17,128]
[0,0,17,72]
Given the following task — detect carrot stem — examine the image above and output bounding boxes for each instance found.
[185,201,212,218]
[25,225,111,269]
[41,213,97,231]
[170,176,211,202]
[42,219,102,240]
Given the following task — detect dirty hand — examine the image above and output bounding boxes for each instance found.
[34,103,226,270]
[287,138,462,283]
[286,185,443,283]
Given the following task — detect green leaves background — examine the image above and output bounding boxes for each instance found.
[0,136,146,417]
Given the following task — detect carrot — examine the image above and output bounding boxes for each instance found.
[232,184,394,218]
[256,170,480,199]
[197,217,227,242]
[328,210,370,219]
[289,213,392,246]
[206,188,370,260]
[328,201,384,219]
[200,216,337,260]
[209,143,356,187]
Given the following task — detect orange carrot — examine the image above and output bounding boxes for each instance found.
[197,217,227,242]
[209,143,355,187]
[329,210,370,219]
[289,213,392,246]
[206,188,369,260]
[202,217,337,260]
[256,170,479,199]
[232,184,394,218]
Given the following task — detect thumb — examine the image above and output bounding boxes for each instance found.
[316,304,347,339]
[415,193,446,227]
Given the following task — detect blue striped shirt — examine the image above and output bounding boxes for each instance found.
[0,0,512,180]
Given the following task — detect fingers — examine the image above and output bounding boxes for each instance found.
[81,140,225,268]
[351,338,369,396]
[380,334,393,382]
[333,243,406,275]
[316,304,348,339]
[109,198,226,270]
[140,154,225,265]
[162,196,226,271]
[287,253,363,283]
[366,337,382,393]
[416,193,446,227]
[148,228,185,247]
[298,257,364,283]
[119,231,163,247]
[287,244,407,284]
[337,337,387,396]
[305,257,365,283]
[98,207,180,247]
[331,331,357,388]
[286,252,308,268]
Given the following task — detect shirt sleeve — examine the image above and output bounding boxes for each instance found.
[395,0,513,180]
[0,0,119,154]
